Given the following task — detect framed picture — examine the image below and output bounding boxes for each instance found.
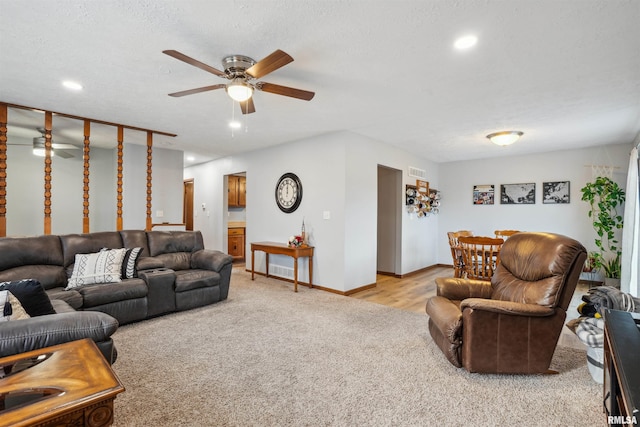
[473,184,495,205]
[543,181,570,204]
[501,183,535,204]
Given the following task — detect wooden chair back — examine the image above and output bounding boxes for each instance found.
[494,230,520,239]
[458,236,504,281]
[447,230,473,278]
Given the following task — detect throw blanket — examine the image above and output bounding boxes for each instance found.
[573,286,640,348]
[575,317,605,347]
[585,286,640,314]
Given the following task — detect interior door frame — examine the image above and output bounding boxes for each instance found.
[183,178,194,231]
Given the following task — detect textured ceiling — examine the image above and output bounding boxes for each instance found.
[1,0,639,165]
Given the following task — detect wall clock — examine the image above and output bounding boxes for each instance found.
[275,172,303,213]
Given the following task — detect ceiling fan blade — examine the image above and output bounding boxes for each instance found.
[257,82,315,101]
[163,50,227,77]
[246,50,293,79]
[54,150,74,159]
[51,143,80,150]
[168,84,226,97]
[240,98,256,115]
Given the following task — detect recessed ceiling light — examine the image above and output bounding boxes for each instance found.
[62,80,83,90]
[229,121,242,129]
[454,35,478,50]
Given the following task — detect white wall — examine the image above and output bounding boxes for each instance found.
[5,141,183,236]
[437,143,632,264]
[6,143,116,235]
[122,144,184,230]
[185,131,438,292]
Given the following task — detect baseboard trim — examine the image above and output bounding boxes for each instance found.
[244,264,450,296]
[245,269,313,288]
[397,263,449,278]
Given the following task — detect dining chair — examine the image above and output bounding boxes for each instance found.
[494,230,520,239]
[447,230,473,278]
[458,236,504,281]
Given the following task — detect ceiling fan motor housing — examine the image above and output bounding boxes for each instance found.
[222,55,256,79]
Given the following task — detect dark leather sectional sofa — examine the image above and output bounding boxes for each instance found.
[0,230,233,363]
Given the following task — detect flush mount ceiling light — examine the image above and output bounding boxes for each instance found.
[486,131,524,146]
[454,35,478,50]
[226,79,254,102]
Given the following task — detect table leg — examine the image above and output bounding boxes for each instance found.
[251,249,255,281]
[294,257,298,292]
[309,255,313,289]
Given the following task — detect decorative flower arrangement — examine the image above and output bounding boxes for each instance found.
[288,235,304,248]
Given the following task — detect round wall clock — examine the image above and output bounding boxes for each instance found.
[275,172,303,213]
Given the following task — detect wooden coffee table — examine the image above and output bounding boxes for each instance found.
[0,338,125,427]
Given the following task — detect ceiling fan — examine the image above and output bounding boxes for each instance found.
[6,127,79,159]
[162,49,315,114]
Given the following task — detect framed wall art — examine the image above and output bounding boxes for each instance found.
[543,181,570,204]
[473,184,495,205]
[500,183,535,204]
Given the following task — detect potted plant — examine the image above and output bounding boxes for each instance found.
[582,251,598,273]
[580,176,625,286]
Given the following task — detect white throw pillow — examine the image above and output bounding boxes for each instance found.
[66,248,126,289]
[0,290,31,321]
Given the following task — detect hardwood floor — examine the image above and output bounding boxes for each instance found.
[349,266,452,314]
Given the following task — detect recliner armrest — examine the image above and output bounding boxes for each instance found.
[435,277,493,300]
[137,256,165,271]
[426,296,463,342]
[460,298,555,317]
[191,249,233,272]
[0,310,119,358]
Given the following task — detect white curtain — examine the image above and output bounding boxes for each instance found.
[621,147,639,296]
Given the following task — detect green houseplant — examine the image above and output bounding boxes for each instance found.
[580,176,625,282]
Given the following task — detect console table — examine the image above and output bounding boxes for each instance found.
[0,338,125,427]
[251,241,314,292]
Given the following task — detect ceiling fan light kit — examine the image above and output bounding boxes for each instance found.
[32,147,53,157]
[226,78,254,102]
[163,49,315,114]
[486,131,523,146]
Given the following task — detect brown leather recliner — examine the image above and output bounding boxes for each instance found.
[426,232,586,374]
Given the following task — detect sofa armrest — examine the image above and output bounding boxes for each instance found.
[191,249,233,272]
[0,309,119,359]
[460,298,555,317]
[435,277,493,301]
[137,256,165,271]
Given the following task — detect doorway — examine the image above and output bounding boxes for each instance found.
[377,165,402,276]
[183,179,194,231]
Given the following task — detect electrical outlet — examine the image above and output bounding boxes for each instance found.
[323,211,331,220]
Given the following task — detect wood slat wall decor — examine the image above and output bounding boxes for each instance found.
[43,111,53,235]
[83,120,91,233]
[4,102,177,137]
[145,131,153,231]
[116,126,124,231]
[0,104,7,237]
[0,102,176,237]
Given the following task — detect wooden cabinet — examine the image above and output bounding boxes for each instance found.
[228,175,246,207]
[228,227,245,260]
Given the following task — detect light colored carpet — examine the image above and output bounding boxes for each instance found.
[111,269,602,426]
